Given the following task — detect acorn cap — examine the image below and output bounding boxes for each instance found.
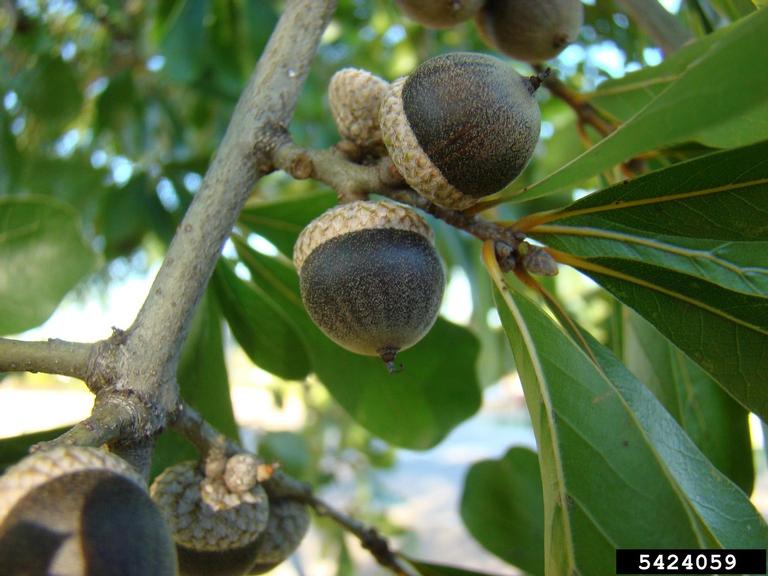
[0,446,145,523]
[248,498,310,574]
[150,461,270,553]
[475,0,584,63]
[293,200,433,271]
[329,68,389,149]
[395,0,485,29]
[0,447,177,576]
[380,52,541,210]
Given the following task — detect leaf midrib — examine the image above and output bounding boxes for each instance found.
[533,224,768,296]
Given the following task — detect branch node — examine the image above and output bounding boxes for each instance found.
[378,157,406,187]
[521,242,559,276]
[288,152,314,179]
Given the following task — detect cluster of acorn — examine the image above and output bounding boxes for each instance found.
[0,447,309,576]
[295,0,580,369]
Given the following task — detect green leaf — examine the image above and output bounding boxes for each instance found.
[0,196,97,335]
[257,431,312,480]
[566,261,767,420]
[460,447,545,575]
[95,71,146,156]
[95,176,169,258]
[491,282,768,575]
[524,142,768,418]
[22,154,107,217]
[177,290,237,437]
[14,56,82,127]
[525,141,768,242]
[160,0,208,84]
[0,427,69,474]
[235,243,482,450]
[242,0,278,59]
[708,0,756,20]
[623,310,754,495]
[152,290,236,478]
[407,558,511,576]
[238,190,337,257]
[537,229,768,297]
[0,110,21,195]
[586,22,767,151]
[504,9,768,201]
[212,260,311,380]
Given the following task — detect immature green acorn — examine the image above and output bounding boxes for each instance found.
[394,0,485,29]
[476,0,584,62]
[329,68,389,151]
[150,459,270,576]
[293,200,444,371]
[380,52,541,210]
[0,446,177,576]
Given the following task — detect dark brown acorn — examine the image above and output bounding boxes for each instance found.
[0,447,177,576]
[380,52,541,210]
[394,0,485,29]
[293,200,444,371]
[476,0,584,63]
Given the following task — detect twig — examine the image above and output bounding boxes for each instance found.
[171,402,241,457]
[536,67,646,177]
[534,66,615,138]
[272,142,525,248]
[0,338,93,381]
[308,494,421,576]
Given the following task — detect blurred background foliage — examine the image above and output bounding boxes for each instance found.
[1,1,765,573]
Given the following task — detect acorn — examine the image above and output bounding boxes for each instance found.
[293,200,444,371]
[476,0,584,63]
[329,68,389,151]
[248,498,311,575]
[394,0,485,29]
[150,459,271,576]
[0,446,177,576]
[379,52,541,210]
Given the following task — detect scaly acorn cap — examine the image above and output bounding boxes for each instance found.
[248,498,311,575]
[150,460,270,576]
[294,200,443,370]
[328,68,389,150]
[395,0,486,29]
[293,200,433,271]
[0,446,177,576]
[476,0,584,63]
[380,52,541,210]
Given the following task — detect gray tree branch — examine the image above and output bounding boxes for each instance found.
[0,338,93,380]
[15,0,338,473]
[116,0,338,415]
